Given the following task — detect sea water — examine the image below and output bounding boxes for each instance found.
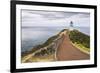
[21,27,90,52]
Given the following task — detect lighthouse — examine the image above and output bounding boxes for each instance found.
[69,21,74,30]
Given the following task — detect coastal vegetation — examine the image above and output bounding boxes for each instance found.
[69,29,90,54]
[22,29,90,63]
[21,34,59,63]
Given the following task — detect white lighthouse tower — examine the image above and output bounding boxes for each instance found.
[69,21,74,30]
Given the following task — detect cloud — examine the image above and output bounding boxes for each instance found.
[21,10,90,27]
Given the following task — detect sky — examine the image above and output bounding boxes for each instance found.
[21,9,90,27]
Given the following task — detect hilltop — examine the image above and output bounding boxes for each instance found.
[21,29,90,63]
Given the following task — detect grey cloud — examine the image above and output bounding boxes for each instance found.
[21,9,90,27]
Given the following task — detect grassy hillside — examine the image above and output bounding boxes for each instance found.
[22,29,90,63]
[69,30,90,53]
[22,35,58,62]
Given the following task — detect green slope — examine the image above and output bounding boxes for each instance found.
[69,30,90,53]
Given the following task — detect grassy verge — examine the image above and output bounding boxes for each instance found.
[71,42,90,54]
[22,54,55,63]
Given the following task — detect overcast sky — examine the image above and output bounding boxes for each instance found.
[21,10,90,27]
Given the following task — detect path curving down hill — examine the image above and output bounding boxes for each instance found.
[56,30,90,61]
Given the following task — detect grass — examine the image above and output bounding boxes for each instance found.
[22,54,55,63]
[69,29,90,54]
[72,42,90,54]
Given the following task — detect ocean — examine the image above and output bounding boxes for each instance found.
[21,27,90,52]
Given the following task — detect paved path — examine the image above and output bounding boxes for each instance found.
[56,31,90,61]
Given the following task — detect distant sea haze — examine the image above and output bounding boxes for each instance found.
[21,26,90,52]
